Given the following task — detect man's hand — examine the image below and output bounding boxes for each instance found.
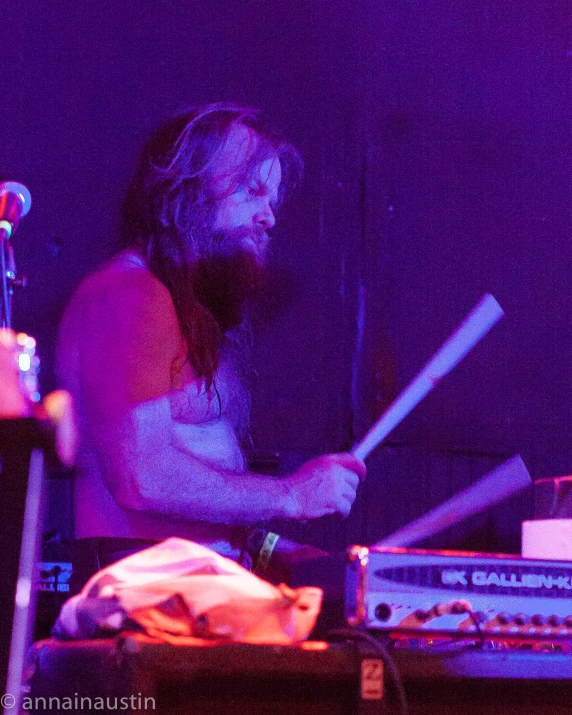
[283,453,366,520]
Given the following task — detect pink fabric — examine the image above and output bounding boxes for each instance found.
[55,538,322,644]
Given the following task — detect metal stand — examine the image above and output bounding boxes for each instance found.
[0,420,48,714]
[0,231,13,329]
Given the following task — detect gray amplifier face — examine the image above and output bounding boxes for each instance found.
[345,547,572,637]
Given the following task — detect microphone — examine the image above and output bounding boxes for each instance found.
[0,182,32,240]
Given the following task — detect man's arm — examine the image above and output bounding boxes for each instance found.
[73,270,364,525]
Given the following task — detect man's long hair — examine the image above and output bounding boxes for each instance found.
[119,103,303,397]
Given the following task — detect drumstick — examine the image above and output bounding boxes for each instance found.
[352,294,504,461]
[373,454,531,548]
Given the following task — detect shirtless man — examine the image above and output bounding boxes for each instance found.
[57,104,366,584]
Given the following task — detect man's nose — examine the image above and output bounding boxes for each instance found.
[254,200,276,229]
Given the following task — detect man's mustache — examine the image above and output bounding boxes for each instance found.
[212,226,269,256]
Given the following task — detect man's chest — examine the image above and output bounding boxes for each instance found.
[168,356,249,433]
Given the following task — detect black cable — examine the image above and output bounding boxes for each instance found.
[327,627,409,715]
[431,600,486,648]
[436,601,486,648]
[466,608,486,648]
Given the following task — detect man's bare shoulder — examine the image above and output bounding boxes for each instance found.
[69,253,173,316]
[60,255,179,346]
[58,252,184,403]
[59,253,180,352]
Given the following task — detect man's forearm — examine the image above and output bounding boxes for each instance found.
[109,442,295,525]
[91,398,364,525]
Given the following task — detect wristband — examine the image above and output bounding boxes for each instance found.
[254,531,280,573]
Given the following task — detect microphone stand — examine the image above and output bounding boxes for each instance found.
[0,219,46,713]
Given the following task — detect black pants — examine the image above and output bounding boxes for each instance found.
[69,537,158,596]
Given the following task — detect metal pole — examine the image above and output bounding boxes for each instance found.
[0,233,12,329]
[4,448,45,715]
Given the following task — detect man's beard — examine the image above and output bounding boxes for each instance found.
[187,225,293,437]
[192,227,269,332]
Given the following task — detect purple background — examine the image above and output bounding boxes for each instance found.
[3,1,572,551]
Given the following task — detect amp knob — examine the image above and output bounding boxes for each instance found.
[514,613,529,626]
[531,614,546,626]
[375,603,392,622]
[414,609,431,622]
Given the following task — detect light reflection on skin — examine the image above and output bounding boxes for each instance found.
[211,124,281,265]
